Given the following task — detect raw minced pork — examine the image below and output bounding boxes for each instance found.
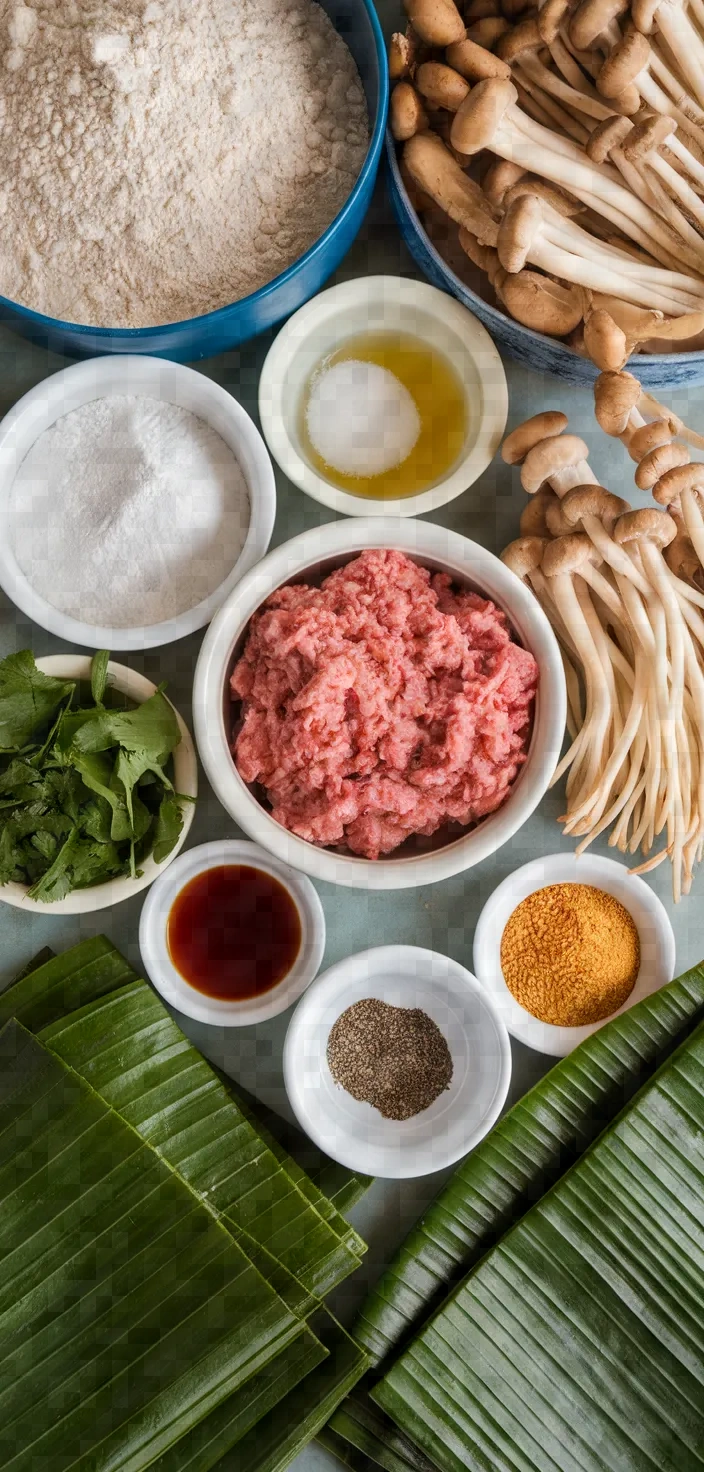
[231,549,539,859]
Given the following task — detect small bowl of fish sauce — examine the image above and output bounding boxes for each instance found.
[139,840,326,1026]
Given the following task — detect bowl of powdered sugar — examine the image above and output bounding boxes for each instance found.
[0,357,275,651]
[0,0,387,361]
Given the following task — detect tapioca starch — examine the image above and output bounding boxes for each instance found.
[0,0,369,327]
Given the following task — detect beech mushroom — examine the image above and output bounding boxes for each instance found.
[403,0,466,47]
[391,83,429,141]
[501,409,568,463]
[498,270,584,334]
[446,37,512,80]
[521,433,590,492]
[415,61,471,112]
[593,370,642,435]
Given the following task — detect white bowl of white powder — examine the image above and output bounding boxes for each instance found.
[0,357,275,651]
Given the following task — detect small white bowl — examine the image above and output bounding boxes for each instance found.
[283,944,511,1180]
[193,517,566,891]
[258,275,508,518]
[139,839,326,1027]
[0,655,198,915]
[473,853,676,1058]
[0,356,276,651]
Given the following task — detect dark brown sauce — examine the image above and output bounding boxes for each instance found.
[167,865,302,1001]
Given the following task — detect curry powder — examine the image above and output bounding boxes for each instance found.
[500,882,640,1027]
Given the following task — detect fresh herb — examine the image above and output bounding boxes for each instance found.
[0,651,184,901]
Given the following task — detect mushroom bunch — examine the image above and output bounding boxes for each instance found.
[501,409,704,899]
[390,0,704,352]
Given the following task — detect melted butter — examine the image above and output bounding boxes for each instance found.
[301,331,468,500]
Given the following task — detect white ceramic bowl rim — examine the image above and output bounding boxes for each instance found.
[472,852,676,1057]
[258,274,508,518]
[0,655,198,915]
[138,839,326,1027]
[193,517,567,890]
[0,357,276,651]
[283,943,512,1179]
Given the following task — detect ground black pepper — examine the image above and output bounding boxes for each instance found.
[326,998,454,1121]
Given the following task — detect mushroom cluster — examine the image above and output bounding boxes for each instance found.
[391,0,704,355]
[501,409,704,900]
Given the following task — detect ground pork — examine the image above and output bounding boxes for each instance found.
[231,549,539,859]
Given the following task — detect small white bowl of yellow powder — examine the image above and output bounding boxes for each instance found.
[473,853,676,1057]
[258,275,508,517]
[0,356,275,651]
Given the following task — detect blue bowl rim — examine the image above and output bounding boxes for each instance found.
[386,129,704,376]
[0,0,389,343]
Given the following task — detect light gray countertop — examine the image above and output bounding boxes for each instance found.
[2,14,703,1463]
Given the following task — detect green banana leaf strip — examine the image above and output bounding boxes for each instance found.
[318,1427,383,1471]
[213,1314,370,1472]
[0,1020,302,1472]
[374,1018,704,1472]
[226,1221,317,1321]
[0,935,140,1034]
[39,978,361,1299]
[355,962,704,1366]
[328,1395,438,1472]
[222,1075,372,1219]
[149,1325,328,1472]
[222,1073,367,1259]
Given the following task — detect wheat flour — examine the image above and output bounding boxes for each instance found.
[9,395,251,627]
[0,0,369,327]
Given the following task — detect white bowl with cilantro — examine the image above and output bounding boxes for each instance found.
[0,652,198,913]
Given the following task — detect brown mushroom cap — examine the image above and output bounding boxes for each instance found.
[561,484,632,531]
[609,84,642,116]
[391,82,429,141]
[626,418,674,463]
[545,499,575,536]
[584,310,628,373]
[503,177,585,218]
[622,113,675,162]
[403,132,500,241]
[521,433,590,493]
[542,532,597,577]
[496,15,542,60]
[446,37,511,80]
[498,193,542,273]
[597,30,650,99]
[465,15,511,47]
[634,441,690,490]
[519,485,559,536]
[483,157,525,205]
[593,370,641,436]
[451,77,517,155]
[570,0,629,50]
[389,32,416,81]
[650,461,704,506]
[537,0,572,44]
[613,507,677,549]
[500,271,583,337]
[502,410,568,465]
[416,61,471,111]
[586,115,632,165]
[404,0,467,47]
[501,535,549,577]
[664,533,702,585]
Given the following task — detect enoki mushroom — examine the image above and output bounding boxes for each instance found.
[501,410,704,899]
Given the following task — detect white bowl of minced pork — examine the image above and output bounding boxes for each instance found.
[193,519,566,891]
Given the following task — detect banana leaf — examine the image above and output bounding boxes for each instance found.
[318,1427,382,1470]
[327,1395,437,1472]
[149,1326,328,1472]
[38,979,360,1298]
[0,934,139,1033]
[0,1019,302,1472]
[374,1019,704,1472]
[214,1314,370,1472]
[222,1074,367,1259]
[355,962,704,1367]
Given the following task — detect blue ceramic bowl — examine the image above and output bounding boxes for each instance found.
[0,1,388,363]
[387,133,704,391]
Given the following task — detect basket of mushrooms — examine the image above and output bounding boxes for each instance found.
[501,399,704,902]
[387,0,704,387]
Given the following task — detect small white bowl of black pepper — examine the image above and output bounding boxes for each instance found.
[282,943,512,1180]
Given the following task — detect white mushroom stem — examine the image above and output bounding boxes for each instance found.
[500,102,704,271]
[533,213,704,309]
[650,0,704,110]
